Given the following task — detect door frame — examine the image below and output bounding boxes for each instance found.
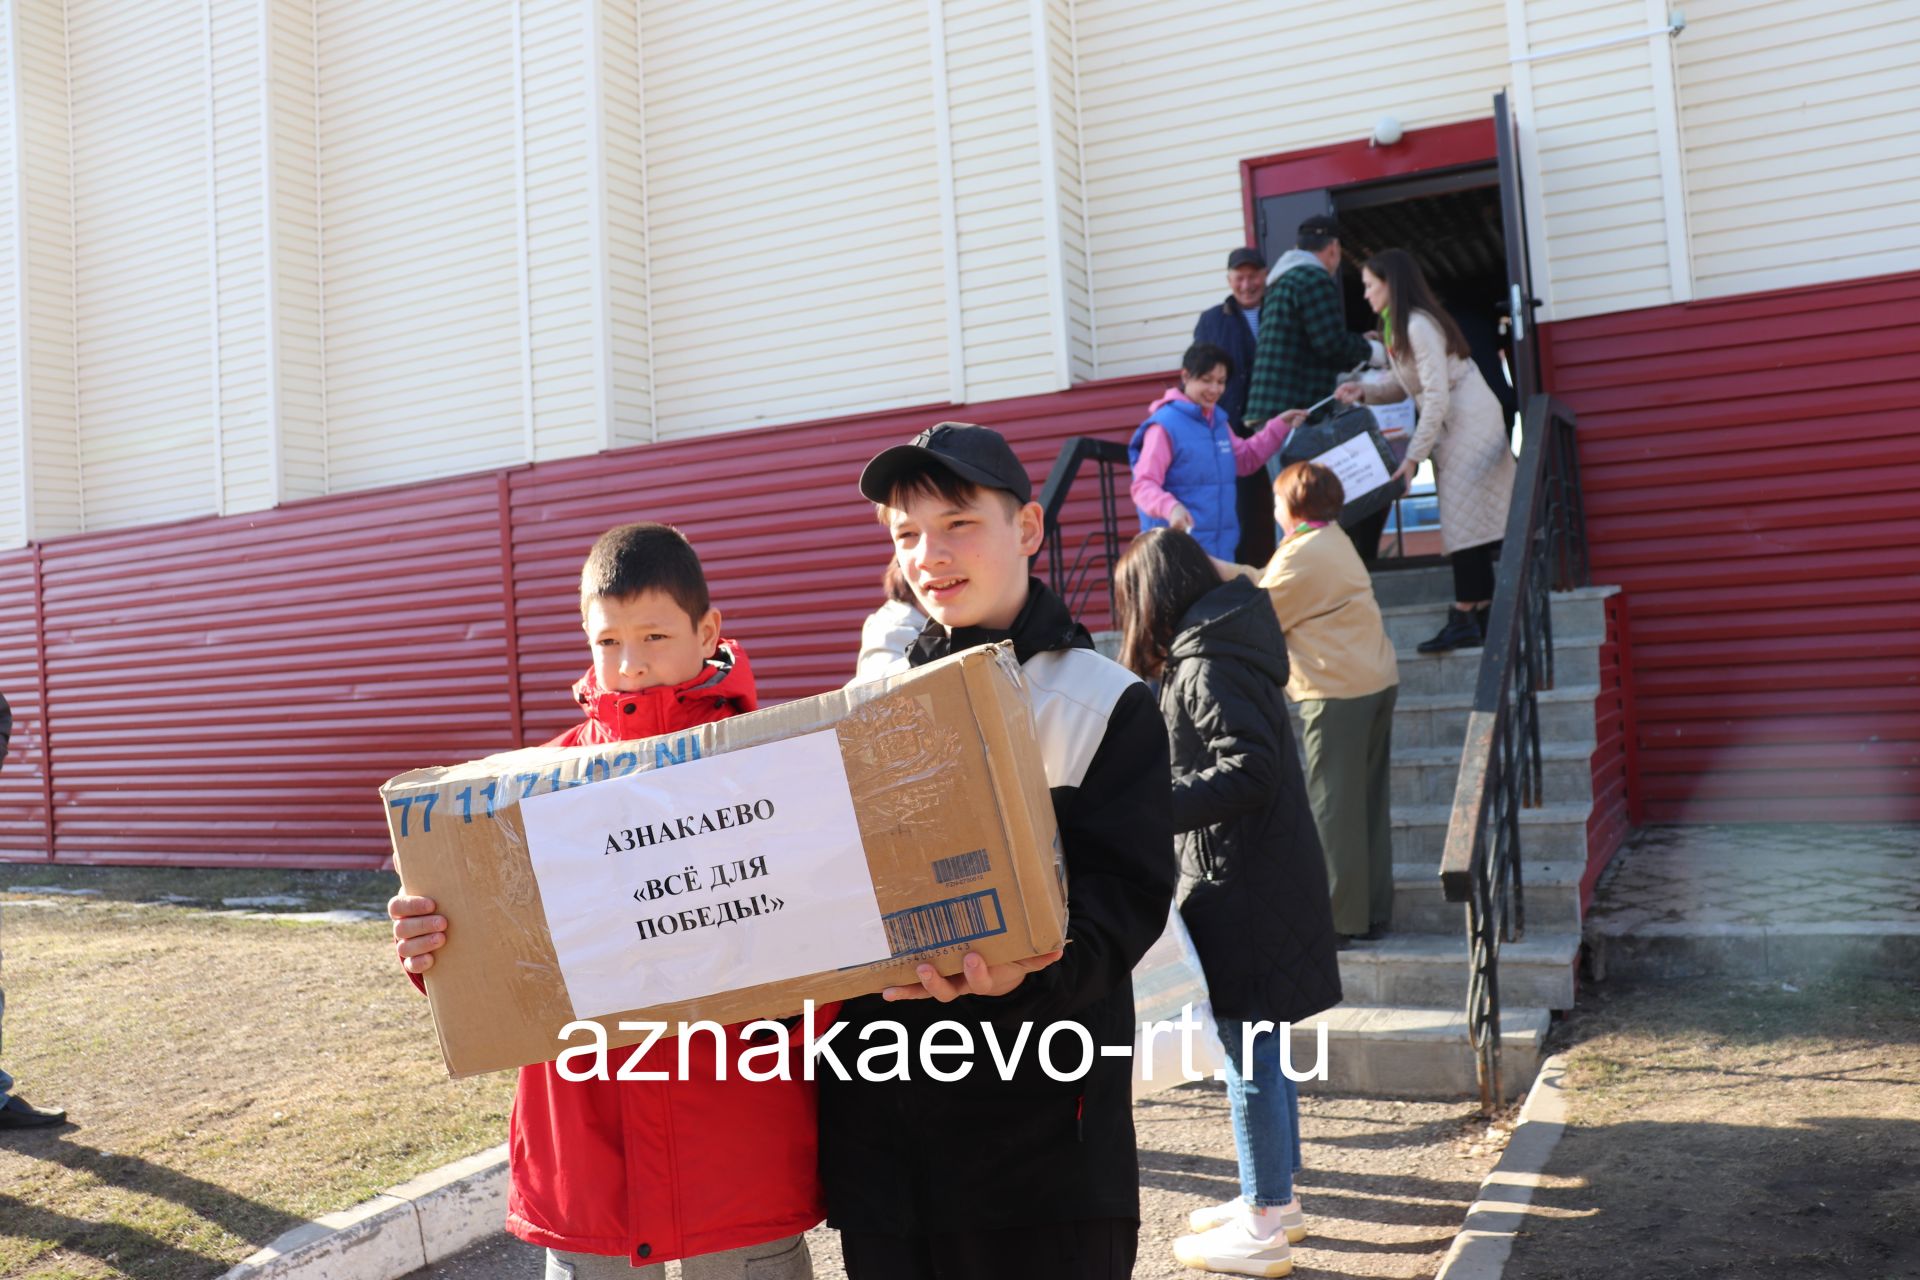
[1239,118,1499,245]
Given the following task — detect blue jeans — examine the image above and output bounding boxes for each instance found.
[1215,1018,1303,1207]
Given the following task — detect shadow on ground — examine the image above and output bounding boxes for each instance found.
[1501,1114,1920,1279]
[0,1130,304,1280]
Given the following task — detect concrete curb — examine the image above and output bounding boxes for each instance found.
[1585,920,1920,982]
[218,1145,507,1280]
[1433,1053,1568,1280]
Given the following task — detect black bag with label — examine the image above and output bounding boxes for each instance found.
[1276,406,1404,529]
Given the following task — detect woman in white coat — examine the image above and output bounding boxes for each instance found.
[1336,248,1517,652]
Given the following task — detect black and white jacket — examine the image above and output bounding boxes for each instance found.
[820,580,1177,1236]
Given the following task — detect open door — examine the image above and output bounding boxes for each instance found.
[1254,188,1335,272]
[1494,91,1541,403]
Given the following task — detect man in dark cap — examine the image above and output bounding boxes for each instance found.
[1194,247,1276,563]
[1245,215,1384,563]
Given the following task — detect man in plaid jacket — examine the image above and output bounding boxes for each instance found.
[1245,215,1396,565]
[1243,215,1375,431]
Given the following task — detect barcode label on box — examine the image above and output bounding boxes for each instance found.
[883,889,1006,957]
[931,848,991,884]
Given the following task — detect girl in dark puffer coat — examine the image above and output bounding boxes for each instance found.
[1115,528,1344,1279]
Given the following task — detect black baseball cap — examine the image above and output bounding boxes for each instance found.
[859,422,1034,506]
[1227,247,1265,270]
[1297,214,1341,241]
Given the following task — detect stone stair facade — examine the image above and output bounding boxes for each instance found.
[1312,566,1615,1100]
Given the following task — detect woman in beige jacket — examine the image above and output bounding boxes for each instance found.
[1221,462,1399,942]
[1336,248,1517,652]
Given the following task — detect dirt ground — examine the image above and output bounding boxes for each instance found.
[1503,974,1920,1280]
[0,891,512,1280]
[3,867,1508,1280]
[418,1086,1510,1280]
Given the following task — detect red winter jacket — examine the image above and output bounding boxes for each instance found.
[420,641,829,1265]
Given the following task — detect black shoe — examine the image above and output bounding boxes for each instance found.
[0,1094,66,1129]
[1336,935,1354,951]
[1359,925,1390,942]
[1417,607,1483,654]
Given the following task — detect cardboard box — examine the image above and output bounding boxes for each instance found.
[382,642,1066,1077]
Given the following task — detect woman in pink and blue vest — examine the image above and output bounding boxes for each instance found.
[1130,342,1304,560]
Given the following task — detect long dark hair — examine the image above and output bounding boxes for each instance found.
[1364,248,1470,363]
[1114,528,1222,679]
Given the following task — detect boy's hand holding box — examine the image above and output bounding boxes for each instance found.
[382,643,1067,1077]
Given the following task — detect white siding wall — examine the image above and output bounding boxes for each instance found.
[16,0,80,538]
[602,0,651,448]
[7,0,1920,549]
[1074,0,1511,377]
[0,5,21,547]
[523,0,599,461]
[67,0,216,531]
[1519,0,1682,320]
[942,0,1056,403]
[1041,0,1089,384]
[211,0,270,513]
[641,0,948,439]
[1676,0,1920,298]
[269,0,325,502]
[315,0,524,491]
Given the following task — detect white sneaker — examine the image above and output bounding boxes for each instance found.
[1187,1196,1306,1244]
[1172,1204,1295,1277]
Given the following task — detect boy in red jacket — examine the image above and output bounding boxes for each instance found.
[388,522,818,1280]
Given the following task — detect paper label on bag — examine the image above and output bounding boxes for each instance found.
[1313,432,1393,500]
[1371,399,1416,436]
[519,729,889,1019]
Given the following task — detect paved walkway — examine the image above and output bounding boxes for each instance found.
[1584,823,1920,981]
[1586,823,1920,929]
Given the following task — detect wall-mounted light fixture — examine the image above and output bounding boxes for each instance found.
[1371,115,1404,148]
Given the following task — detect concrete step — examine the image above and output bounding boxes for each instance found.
[1396,632,1605,697]
[1391,801,1594,863]
[1378,589,1611,652]
[1337,931,1580,1011]
[1290,683,1600,755]
[1368,565,1455,609]
[1389,740,1595,809]
[1316,1002,1550,1099]
[1392,858,1587,934]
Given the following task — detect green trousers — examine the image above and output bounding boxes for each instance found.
[1297,684,1397,937]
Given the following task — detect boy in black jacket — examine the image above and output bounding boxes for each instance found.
[821,423,1176,1279]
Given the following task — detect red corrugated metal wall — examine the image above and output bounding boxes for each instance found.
[0,374,1162,866]
[0,551,50,857]
[1543,270,1920,823]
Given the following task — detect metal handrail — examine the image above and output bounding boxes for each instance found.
[1438,394,1588,1114]
[1034,436,1132,620]
[1033,428,1448,621]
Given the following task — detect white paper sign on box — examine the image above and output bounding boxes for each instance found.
[1311,431,1393,502]
[518,729,891,1020]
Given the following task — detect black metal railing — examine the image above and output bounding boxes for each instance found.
[1034,436,1132,620]
[1439,394,1589,1114]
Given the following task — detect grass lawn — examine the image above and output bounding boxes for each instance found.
[1503,974,1920,1278]
[1,883,514,1280]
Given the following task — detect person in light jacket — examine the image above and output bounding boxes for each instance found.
[1337,248,1517,652]
[1218,463,1401,943]
[850,559,927,685]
